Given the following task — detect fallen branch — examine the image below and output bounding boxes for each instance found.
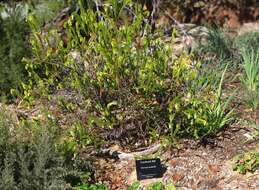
[98,143,161,160]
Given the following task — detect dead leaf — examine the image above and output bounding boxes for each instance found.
[172,172,184,182]
[208,164,220,174]
[170,159,177,167]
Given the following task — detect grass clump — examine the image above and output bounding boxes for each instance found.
[196,28,234,61]
[234,31,259,53]
[240,48,259,109]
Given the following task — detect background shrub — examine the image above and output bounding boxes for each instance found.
[0,0,69,101]
[0,2,30,100]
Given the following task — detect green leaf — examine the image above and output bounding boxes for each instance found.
[107,101,118,110]
[165,182,177,190]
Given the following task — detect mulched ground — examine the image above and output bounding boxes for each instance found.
[92,120,258,190]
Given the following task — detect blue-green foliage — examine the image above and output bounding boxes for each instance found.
[0,107,95,189]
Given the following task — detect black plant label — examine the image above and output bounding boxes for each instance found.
[135,158,163,180]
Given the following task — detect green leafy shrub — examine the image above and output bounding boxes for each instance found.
[23,0,234,143]
[233,150,259,174]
